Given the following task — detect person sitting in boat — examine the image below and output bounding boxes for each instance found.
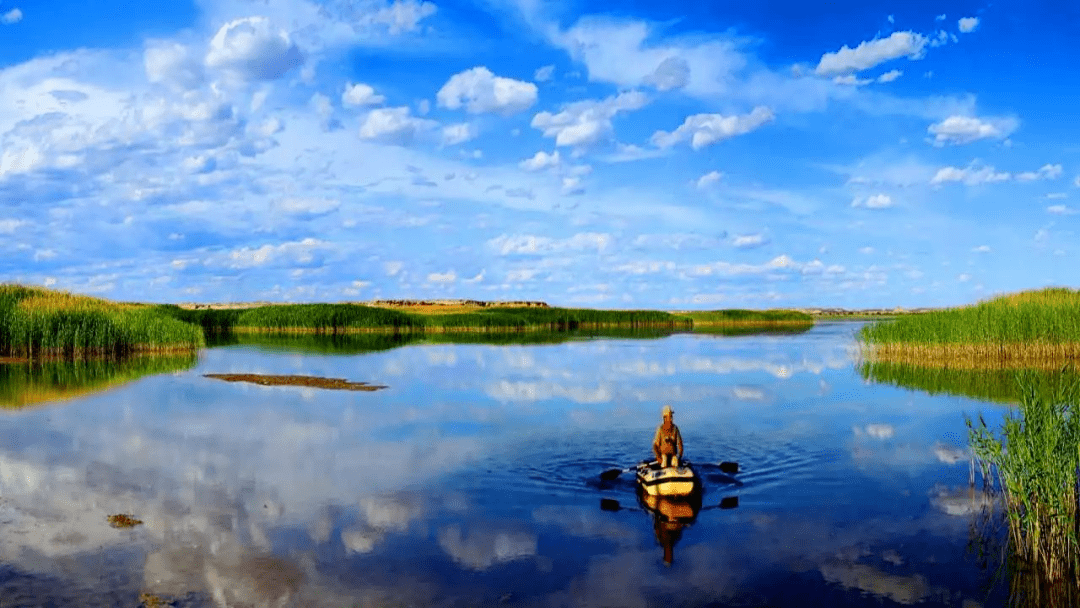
[652,404,683,469]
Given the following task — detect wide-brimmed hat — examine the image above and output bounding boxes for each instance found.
[662,404,673,416]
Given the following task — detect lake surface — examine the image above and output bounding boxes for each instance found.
[0,322,1014,607]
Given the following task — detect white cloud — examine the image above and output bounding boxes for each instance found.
[930,163,1010,185]
[342,82,386,107]
[651,106,774,150]
[463,270,485,283]
[1048,205,1076,215]
[487,232,611,255]
[358,106,437,143]
[643,56,690,91]
[519,150,561,171]
[1,8,21,24]
[1074,175,1080,188]
[815,31,929,76]
[561,176,584,195]
[533,65,555,82]
[205,17,304,81]
[372,0,437,35]
[927,115,1017,146]
[441,123,477,146]
[601,143,667,162]
[731,233,768,249]
[383,261,404,276]
[144,41,203,91]
[971,245,991,253]
[1046,193,1067,199]
[851,194,893,208]
[1016,164,1062,182]
[877,69,902,83]
[833,74,872,86]
[936,14,947,22]
[958,17,979,33]
[277,197,339,216]
[436,66,538,115]
[859,247,875,255]
[531,90,648,149]
[427,270,457,284]
[957,273,971,282]
[0,219,26,234]
[219,238,329,269]
[695,170,722,188]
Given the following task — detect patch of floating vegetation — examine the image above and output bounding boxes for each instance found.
[0,354,198,409]
[967,372,1080,604]
[861,288,1080,367]
[107,514,143,528]
[0,285,203,359]
[204,373,387,391]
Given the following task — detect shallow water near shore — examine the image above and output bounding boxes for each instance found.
[0,322,1016,606]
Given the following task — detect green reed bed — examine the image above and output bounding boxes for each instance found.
[967,372,1080,600]
[677,309,814,326]
[861,288,1080,364]
[232,303,425,331]
[0,285,204,359]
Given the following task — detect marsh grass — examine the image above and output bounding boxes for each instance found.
[0,285,203,358]
[967,371,1080,603]
[676,309,814,326]
[861,288,1080,365]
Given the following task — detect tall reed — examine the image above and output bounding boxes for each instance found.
[0,285,203,358]
[967,371,1080,601]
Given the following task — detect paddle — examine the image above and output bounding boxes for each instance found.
[599,461,738,481]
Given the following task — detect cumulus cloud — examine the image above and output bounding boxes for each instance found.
[372,0,437,34]
[533,65,555,82]
[971,245,991,252]
[877,69,902,83]
[519,150,561,171]
[958,17,979,33]
[731,233,768,249]
[1048,205,1076,215]
[1,8,21,24]
[561,176,584,195]
[383,261,404,276]
[0,219,27,234]
[358,106,437,143]
[696,170,722,188]
[651,106,774,150]
[342,82,385,107]
[427,270,456,283]
[144,41,204,90]
[487,232,611,255]
[205,17,304,81]
[927,115,1017,146]
[441,123,476,146]
[644,56,690,91]
[930,163,1010,185]
[218,238,329,269]
[1016,164,1062,182]
[851,194,893,208]
[815,32,928,76]
[531,90,648,148]
[437,67,538,115]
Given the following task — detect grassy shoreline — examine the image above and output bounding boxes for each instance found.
[860,288,1080,367]
[0,285,815,359]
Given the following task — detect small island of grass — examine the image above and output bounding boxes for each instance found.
[860,287,1080,368]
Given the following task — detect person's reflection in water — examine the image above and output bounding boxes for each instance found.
[641,493,699,567]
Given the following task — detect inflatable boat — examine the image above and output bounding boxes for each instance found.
[635,460,701,497]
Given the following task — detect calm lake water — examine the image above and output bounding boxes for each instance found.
[0,322,1015,607]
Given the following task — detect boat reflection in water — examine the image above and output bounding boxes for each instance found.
[600,491,738,567]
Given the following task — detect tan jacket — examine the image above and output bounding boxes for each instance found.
[652,422,683,457]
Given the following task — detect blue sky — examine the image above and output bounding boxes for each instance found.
[1,0,1078,309]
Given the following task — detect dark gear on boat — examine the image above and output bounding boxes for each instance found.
[652,404,683,468]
